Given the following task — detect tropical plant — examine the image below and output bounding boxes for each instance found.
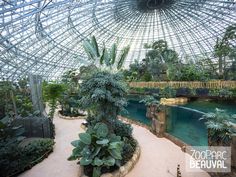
[83,36,130,70]
[79,64,99,81]
[140,95,164,113]
[15,78,34,117]
[0,81,15,119]
[214,24,236,79]
[68,123,124,177]
[200,108,236,145]
[43,83,65,119]
[209,88,233,98]
[139,95,160,106]
[79,71,128,122]
[0,116,25,176]
[0,127,54,177]
[124,40,181,81]
[0,79,34,119]
[178,64,209,81]
[59,70,82,116]
[108,119,133,138]
[159,86,176,98]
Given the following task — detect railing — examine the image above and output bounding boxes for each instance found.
[129,81,236,89]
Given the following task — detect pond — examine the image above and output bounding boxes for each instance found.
[123,97,236,146]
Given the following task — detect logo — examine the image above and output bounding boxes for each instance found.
[185,146,231,173]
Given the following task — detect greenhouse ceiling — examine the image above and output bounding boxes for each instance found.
[0,0,236,80]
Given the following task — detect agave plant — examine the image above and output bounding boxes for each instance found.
[82,36,130,70]
[68,123,124,177]
[200,108,236,145]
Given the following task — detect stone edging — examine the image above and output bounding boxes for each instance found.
[118,116,151,130]
[58,111,87,120]
[79,143,141,177]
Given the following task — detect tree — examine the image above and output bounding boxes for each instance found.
[214,24,236,79]
[79,71,128,123]
[82,36,130,71]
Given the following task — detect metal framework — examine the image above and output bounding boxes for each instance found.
[0,0,236,80]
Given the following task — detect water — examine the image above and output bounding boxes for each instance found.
[121,100,151,126]
[123,98,236,146]
[183,100,236,114]
[166,106,208,146]
[166,100,236,146]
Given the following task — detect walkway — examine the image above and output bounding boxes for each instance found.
[19,115,210,177]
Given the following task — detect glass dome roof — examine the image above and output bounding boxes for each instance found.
[0,0,236,79]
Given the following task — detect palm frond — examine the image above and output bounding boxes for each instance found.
[100,48,105,65]
[83,40,97,60]
[110,43,117,65]
[117,46,130,70]
[91,36,100,57]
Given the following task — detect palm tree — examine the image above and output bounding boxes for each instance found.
[82,36,130,71]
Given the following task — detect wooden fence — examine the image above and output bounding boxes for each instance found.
[129,81,236,89]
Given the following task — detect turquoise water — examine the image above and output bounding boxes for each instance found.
[183,100,236,114]
[166,100,236,146]
[123,98,236,146]
[122,100,151,126]
[166,106,208,146]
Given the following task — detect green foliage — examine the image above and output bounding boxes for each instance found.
[159,86,176,98]
[130,87,146,94]
[43,83,65,119]
[177,64,209,81]
[79,71,128,121]
[0,116,24,176]
[109,119,133,138]
[124,40,181,81]
[79,65,99,81]
[59,70,82,116]
[209,88,233,98]
[82,36,130,70]
[0,79,34,118]
[69,70,136,177]
[214,24,236,79]
[68,123,124,177]
[139,95,160,106]
[43,83,65,101]
[121,137,137,165]
[200,109,236,145]
[0,136,54,177]
[141,71,152,81]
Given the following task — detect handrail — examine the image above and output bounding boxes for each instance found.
[129,81,236,89]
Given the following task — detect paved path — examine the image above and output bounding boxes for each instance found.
[20,115,210,177]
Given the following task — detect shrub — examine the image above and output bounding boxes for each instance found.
[68,123,124,177]
[121,137,137,165]
[159,86,176,98]
[139,95,160,106]
[43,83,65,119]
[109,119,133,138]
[0,116,54,177]
[179,64,209,81]
[59,70,82,117]
[200,109,236,145]
[79,71,128,121]
[209,88,233,98]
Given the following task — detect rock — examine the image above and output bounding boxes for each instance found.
[101,173,113,177]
